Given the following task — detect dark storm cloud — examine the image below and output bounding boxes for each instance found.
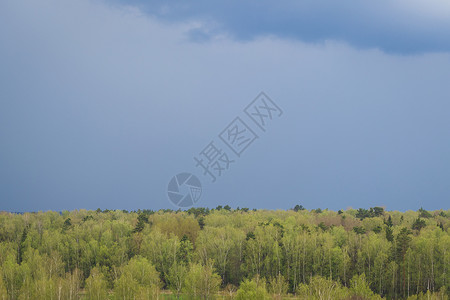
[109,0,450,54]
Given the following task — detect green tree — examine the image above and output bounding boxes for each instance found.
[140,229,179,283]
[177,234,193,265]
[268,272,288,299]
[114,269,138,300]
[196,226,238,284]
[235,275,269,300]
[350,273,381,299]
[114,256,161,300]
[296,276,348,300]
[198,217,206,230]
[386,226,394,242]
[184,260,221,299]
[132,214,147,233]
[0,269,8,300]
[167,262,187,298]
[412,218,426,231]
[63,218,72,231]
[2,254,23,299]
[385,215,393,227]
[85,267,108,300]
[293,205,305,212]
[418,207,432,218]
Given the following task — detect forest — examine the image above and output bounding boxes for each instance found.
[0,206,448,300]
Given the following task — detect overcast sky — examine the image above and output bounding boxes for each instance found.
[1,0,450,212]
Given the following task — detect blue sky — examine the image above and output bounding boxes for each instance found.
[1,0,450,211]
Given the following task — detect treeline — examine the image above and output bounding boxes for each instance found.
[0,206,448,299]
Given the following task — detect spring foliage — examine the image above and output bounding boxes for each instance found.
[0,207,448,299]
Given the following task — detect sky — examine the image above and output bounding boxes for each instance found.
[1,0,450,212]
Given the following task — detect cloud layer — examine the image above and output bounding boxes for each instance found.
[109,0,450,54]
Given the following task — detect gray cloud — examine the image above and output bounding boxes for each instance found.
[108,0,450,54]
